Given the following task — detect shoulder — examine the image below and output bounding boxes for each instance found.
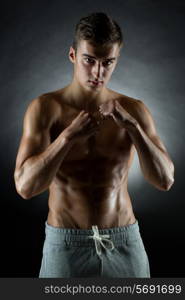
[112,91,142,108]
[24,90,64,129]
[111,91,156,131]
[123,98,155,130]
[110,90,146,112]
[108,89,139,105]
[112,91,152,118]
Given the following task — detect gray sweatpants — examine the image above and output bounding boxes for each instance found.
[39,220,150,278]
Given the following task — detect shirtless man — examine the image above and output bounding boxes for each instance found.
[14,13,174,278]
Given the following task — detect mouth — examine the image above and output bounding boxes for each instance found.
[88,80,103,86]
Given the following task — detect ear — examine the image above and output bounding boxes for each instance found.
[69,46,76,63]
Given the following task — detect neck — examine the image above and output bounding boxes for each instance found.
[67,77,107,111]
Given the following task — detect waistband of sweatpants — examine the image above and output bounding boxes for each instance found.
[44,220,140,247]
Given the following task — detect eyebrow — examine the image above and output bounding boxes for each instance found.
[82,54,116,61]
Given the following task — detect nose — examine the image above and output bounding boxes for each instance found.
[92,62,103,80]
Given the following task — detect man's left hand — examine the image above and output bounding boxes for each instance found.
[99,99,138,129]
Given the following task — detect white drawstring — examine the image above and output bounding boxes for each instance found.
[88,225,115,256]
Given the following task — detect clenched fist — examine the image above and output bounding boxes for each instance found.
[66,110,100,143]
[99,99,138,128]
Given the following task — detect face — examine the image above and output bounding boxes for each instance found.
[69,40,121,92]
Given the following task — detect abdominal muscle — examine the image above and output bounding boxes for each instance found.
[47,178,136,229]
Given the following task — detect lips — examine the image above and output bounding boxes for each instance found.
[89,80,103,86]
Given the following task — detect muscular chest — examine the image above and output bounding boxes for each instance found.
[50,110,132,162]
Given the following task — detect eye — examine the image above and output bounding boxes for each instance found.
[103,60,114,67]
[84,58,95,64]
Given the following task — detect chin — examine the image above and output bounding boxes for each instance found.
[86,82,104,91]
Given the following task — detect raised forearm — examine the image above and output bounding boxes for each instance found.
[15,130,75,199]
[126,122,174,190]
[99,99,174,190]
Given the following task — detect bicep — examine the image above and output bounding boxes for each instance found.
[15,131,50,170]
[134,100,168,153]
[15,99,51,171]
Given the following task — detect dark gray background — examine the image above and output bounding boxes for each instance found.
[1,0,184,277]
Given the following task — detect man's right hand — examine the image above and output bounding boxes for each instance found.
[64,110,100,143]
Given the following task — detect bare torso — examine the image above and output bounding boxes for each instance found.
[46,87,137,229]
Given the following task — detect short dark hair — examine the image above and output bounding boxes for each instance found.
[73,12,123,51]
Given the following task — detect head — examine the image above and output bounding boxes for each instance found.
[69,12,123,92]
